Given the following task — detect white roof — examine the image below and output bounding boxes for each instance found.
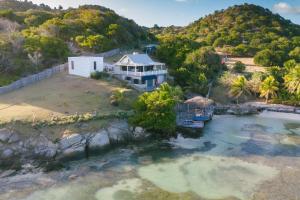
[115,54,164,66]
[68,56,103,59]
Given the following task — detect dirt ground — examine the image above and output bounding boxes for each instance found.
[0,73,138,123]
[226,57,266,73]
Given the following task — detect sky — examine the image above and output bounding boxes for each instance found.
[29,0,300,27]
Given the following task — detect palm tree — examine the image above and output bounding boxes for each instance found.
[260,76,279,103]
[229,76,250,104]
[159,83,183,102]
[284,65,300,96]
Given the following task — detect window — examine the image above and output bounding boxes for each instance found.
[71,61,74,70]
[145,65,154,72]
[94,61,97,70]
[129,66,135,72]
[133,79,139,84]
[137,66,144,72]
[121,66,127,71]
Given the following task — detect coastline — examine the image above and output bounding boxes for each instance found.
[214,101,300,115]
[0,102,299,173]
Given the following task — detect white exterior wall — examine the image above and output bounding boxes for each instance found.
[157,75,165,84]
[68,57,104,78]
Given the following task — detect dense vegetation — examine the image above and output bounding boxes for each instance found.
[155,34,225,95]
[218,60,300,105]
[130,83,183,135]
[154,4,300,104]
[183,4,300,66]
[0,0,152,86]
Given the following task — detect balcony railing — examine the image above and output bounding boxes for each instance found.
[118,70,167,76]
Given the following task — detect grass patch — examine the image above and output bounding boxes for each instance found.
[0,73,139,123]
[0,73,139,138]
[0,74,20,87]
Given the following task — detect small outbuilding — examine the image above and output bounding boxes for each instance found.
[68,57,104,78]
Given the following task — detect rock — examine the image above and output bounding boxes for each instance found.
[2,149,14,158]
[33,136,57,158]
[227,106,258,115]
[23,135,57,159]
[132,127,146,139]
[8,133,20,144]
[0,129,11,143]
[106,121,129,143]
[88,130,110,150]
[0,170,16,178]
[59,134,86,158]
[68,174,78,180]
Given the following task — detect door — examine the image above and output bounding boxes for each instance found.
[147,79,153,88]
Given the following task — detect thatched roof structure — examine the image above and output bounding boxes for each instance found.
[184,96,214,107]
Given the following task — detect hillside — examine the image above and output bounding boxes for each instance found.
[0,0,152,86]
[0,0,51,11]
[155,4,300,67]
[154,4,300,104]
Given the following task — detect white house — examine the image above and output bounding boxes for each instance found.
[114,53,167,91]
[68,57,104,78]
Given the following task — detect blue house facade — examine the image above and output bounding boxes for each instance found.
[114,53,167,91]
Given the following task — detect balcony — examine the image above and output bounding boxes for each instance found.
[118,70,167,77]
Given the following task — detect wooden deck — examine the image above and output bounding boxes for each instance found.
[176,103,214,129]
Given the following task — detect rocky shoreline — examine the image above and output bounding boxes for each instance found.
[0,120,148,171]
[1,103,299,172]
[214,102,300,115]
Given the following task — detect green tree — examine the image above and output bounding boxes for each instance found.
[284,65,300,96]
[248,72,264,97]
[254,49,283,67]
[259,76,279,103]
[229,76,250,104]
[130,83,182,135]
[233,61,246,73]
[184,47,222,79]
[75,34,110,53]
[289,47,300,62]
[24,36,69,65]
[267,66,284,83]
[110,89,125,106]
[284,59,297,70]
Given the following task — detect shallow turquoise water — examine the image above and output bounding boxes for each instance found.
[10,112,300,200]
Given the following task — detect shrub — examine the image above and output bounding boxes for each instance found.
[130,83,183,136]
[90,71,109,80]
[233,61,246,73]
[110,89,125,106]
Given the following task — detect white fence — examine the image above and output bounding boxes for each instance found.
[0,49,121,95]
[0,64,67,95]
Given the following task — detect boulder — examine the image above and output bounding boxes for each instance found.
[8,133,20,144]
[58,134,86,158]
[31,136,58,158]
[132,127,146,139]
[0,129,11,143]
[2,149,14,158]
[88,130,110,150]
[106,121,130,143]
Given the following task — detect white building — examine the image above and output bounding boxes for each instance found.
[114,53,167,91]
[68,57,104,78]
